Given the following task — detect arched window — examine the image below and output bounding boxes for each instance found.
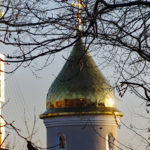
[59,135,66,150]
[106,133,115,150]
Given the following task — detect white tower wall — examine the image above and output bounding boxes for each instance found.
[44,115,120,150]
[0,54,5,147]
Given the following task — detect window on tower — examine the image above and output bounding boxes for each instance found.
[106,133,115,150]
[59,135,66,149]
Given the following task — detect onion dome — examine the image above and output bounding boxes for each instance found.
[40,38,122,118]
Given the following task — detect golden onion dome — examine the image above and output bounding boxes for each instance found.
[40,38,122,119]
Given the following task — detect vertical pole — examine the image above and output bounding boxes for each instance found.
[72,0,85,31]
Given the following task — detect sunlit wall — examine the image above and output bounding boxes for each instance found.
[0,54,5,148]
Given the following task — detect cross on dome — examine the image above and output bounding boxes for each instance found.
[72,0,85,31]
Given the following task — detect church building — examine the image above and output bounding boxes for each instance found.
[40,38,123,150]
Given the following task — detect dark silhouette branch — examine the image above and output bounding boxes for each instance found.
[120,81,150,104]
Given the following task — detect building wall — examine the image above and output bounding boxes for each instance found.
[0,54,5,148]
[0,54,4,103]
[44,115,120,150]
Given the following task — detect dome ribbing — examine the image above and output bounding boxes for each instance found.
[40,39,122,118]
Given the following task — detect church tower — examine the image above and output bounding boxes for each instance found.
[40,38,123,150]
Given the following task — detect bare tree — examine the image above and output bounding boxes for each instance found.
[0,1,149,60]
[1,1,150,149]
[2,0,150,110]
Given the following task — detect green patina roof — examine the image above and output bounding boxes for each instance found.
[40,38,122,119]
[47,38,115,107]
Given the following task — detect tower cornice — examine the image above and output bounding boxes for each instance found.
[40,107,123,119]
[43,115,121,127]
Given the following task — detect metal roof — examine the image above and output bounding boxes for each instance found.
[40,38,122,118]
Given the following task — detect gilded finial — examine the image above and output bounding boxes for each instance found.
[72,0,85,31]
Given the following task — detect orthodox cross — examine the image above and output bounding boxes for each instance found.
[72,0,85,31]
